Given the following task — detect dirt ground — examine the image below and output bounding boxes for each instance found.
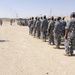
[0,21,75,75]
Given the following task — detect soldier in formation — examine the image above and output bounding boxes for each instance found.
[28,12,75,56]
[36,18,41,38]
[41,16,48,42]
[33,17,38,37]
[53,17,62,49]
[64,12,75,56]
[28,17,34,35]
[48,16,55,45]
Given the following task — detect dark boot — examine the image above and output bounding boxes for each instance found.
[54,45,60,49]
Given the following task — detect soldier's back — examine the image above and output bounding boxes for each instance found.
[42,19,48,30]
[68,18,75,38]
[54,21,62,36]
[36,20,41,30]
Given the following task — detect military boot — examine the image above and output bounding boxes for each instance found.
[54,45,60,49]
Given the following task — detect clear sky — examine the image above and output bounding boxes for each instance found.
[0,0,75,18]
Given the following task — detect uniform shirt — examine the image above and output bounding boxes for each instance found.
[30,20,34,28]
[41,19,48,31]
[48,21,55,33]
[40,19,43,30]
[36,20,41,30]
[28,20,31,27]
[60,20,66,36]
[54,21,62,36]
[33,20,37,28]
[60,20,66,30]
[65,18,75,37]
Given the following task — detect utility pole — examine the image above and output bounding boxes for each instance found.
[50,9,52,17]
[16,13,18,18]
[40,14,42,17]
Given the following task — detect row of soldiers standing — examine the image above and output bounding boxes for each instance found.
[28,12,75,56]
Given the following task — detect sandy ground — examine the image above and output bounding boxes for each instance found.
[0,21,75,75]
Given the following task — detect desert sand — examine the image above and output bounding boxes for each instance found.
[0,20,75,75]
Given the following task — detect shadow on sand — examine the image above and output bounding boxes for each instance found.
[68,54,75,57]
[60,47,65,50]
[0,40,9,42]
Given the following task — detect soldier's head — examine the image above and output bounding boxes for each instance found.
[35,17,37,20]
[38,17,40,20]
[70,12,75,18]
[48,18,50,20]
[59,17,61,20]
[62,17,65,20]
[51,16,54,21]
[54,18,56,21]
[32,17,34,20]
[40,17,43,19]
[44,15,46,19]
[56,17,61,21]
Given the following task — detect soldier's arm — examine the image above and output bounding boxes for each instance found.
[64,20,71,39]
[48,22,52,33]
[54,22,58,33]
[40,21,43,30]
[48,22,50,32]
[35,21,37,28]
[64,29,68,39]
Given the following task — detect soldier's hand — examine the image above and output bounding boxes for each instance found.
[64,35,67,39]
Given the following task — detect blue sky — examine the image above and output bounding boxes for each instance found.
[0,0,75,18]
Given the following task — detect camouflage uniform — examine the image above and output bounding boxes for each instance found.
[33,18,37,36]
[41,17,48,41]
[28,19,31,34]
[60,19,66,37]
[28,18,34,35]
[40,17,43,39]
[36,19,41,38]
[48,20,55,44]
[30,18,34,35]
[65,18,75,55]
[48,18,50,24]
[54,20,62,47]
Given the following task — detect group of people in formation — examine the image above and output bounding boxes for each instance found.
[28,12,75,56]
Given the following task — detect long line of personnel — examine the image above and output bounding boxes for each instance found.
[28,12,75,56]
